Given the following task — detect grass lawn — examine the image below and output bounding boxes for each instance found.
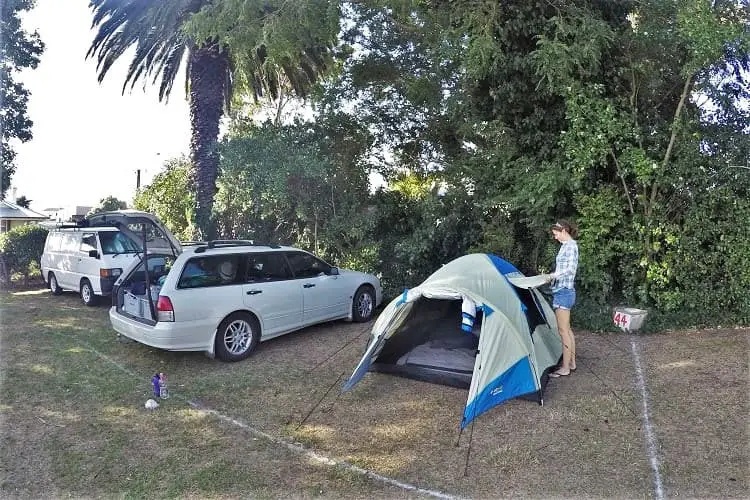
[1,288,747,499]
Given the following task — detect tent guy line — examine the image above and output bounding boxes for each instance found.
[49,329,464,500]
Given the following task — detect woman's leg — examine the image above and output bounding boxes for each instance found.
[569,325,576,370]
[554,307,572,375]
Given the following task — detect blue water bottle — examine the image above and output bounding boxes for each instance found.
[152,373,161,398]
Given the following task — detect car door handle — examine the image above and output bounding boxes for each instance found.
[246,290,263,295]
[303,283,316,288]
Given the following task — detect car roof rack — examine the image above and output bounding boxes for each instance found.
[193,240,282,253]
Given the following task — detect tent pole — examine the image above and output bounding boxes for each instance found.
[454,426,464,447]
[463,417,476,477]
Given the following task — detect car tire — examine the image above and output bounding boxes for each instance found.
[352,285,375,322]
[80,279,98,306]
[49,272,63,295]
[215,312,260,362]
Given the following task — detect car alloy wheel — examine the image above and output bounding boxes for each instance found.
[215,312,260,362]
[353,286,375,322]
[223,319,254,355]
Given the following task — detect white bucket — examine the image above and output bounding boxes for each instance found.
[613,307,648,332]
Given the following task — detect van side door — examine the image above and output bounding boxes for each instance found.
[56,232,80,289]
[41,232,62,283]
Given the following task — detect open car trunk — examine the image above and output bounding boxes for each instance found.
[89,210,183,325]
[114,254,176,324]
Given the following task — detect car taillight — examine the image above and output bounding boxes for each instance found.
[100,268,122,278]
[156,296,175,322]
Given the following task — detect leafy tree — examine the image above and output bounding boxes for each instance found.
[0,0,44,198]
[14,195,31,208]
[87,196,127,217]
[133,157,195,241]
[87,0,339,239]
[324,0,749,326]
[0,223,47,285]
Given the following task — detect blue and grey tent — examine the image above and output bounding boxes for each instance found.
[342,253,562,428]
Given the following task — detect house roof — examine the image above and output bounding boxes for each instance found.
[0,200,50,221]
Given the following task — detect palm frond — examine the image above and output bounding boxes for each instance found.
[87,0,214,102]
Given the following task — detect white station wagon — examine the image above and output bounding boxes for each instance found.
[109,238,383,362]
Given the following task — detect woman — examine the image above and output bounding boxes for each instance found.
[546,220,579,377]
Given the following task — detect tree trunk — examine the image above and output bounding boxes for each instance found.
[189,43,229,241]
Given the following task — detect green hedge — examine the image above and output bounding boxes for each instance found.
[0,224,48,284]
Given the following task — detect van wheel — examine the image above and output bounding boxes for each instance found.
[352,285,375,322]
[48,273,62,295]
[215,312,260,362]
[80,279,98,306]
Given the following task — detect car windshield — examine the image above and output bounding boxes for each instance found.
[99,231,140,254]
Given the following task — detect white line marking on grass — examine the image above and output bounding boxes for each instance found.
[630,337,665,500]
[57,331,464,500]
[188,402,466,500]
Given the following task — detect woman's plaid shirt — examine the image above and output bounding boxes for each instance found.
[552,239,578,290]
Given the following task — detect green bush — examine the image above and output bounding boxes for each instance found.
[0,224,48,284]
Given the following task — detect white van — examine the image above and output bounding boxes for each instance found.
[41,210,181,306]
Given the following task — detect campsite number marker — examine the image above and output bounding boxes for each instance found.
[613,311,632,330]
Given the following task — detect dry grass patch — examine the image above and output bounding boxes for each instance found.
[2,289,748,499]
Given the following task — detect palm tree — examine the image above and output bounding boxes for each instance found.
[87,0,336,239]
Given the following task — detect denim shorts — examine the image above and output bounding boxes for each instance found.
[552,288,576,310]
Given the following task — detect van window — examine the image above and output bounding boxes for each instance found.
[47,233,63,252]
[246,253,292,282]
[61,233,79,252]
[178,255,243,289]
[99,231,140,254]
[80,234,97,253]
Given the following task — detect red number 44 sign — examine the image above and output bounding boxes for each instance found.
[613,312,632,329]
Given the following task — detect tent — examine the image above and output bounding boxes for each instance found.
[342,253,562,428]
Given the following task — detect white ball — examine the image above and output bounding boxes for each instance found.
[145,398,159,410]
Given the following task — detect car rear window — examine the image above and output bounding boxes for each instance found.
[178,255,243,289]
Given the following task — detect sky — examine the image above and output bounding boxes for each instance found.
[11,0,191,212]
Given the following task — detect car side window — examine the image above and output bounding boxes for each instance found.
[178,254,242,289]
[285,251,331,279]
[245,253,292,283]
[80,234,97,253]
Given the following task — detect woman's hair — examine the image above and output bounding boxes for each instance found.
[551,219,579,238]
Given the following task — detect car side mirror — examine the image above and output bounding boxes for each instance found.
[88,249,100,259]
[329,267,339,276]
